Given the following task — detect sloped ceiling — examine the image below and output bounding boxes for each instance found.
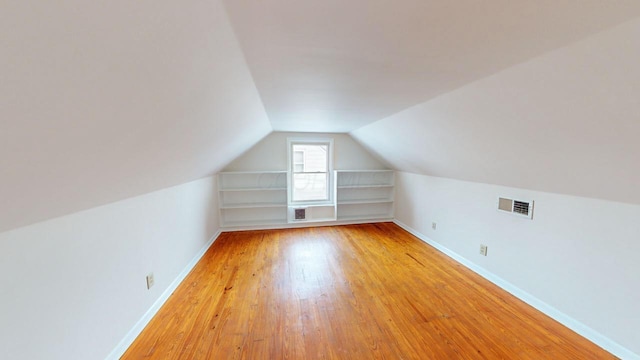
[352,18,640,205]
[223,0,640,132]
[0,0,272,232]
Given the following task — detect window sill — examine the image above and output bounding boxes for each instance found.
[288,201,335,207]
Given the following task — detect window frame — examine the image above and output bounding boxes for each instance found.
[287,137,334,205]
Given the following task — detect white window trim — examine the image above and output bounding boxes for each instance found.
[287,137,334,206]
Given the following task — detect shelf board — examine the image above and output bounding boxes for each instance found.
[336,215,393,221]
[335,170,393,173]
[222,219,288,227]
[219,171,287,175]
[220,202,287,209]
[219,187,287,192]
[337,184,394,189]
[337,199,393,205]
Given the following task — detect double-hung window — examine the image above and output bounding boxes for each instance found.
[288,139,333,203]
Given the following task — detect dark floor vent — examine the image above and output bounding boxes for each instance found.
[294,208,307,220]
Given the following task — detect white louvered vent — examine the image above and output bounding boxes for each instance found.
[497,197,534,219]
[513,200,530,216]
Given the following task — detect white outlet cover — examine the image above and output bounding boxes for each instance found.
[146,273,155,289]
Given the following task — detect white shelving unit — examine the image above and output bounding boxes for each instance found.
[335,170,395,221]
[219,170,395,228]
[218,171,288,228]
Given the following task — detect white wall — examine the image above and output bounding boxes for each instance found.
[394,172,640,358]
[0,176,219,360]
[224,132,389,171]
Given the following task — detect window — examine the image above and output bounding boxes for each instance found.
[288,139,332,203]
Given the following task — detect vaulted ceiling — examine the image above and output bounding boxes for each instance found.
[224,0,640,132]
[2,0,640,232]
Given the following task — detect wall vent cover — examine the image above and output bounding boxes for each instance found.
[497,197,533,219]
[294,208,307,220]
[513,200,530,216]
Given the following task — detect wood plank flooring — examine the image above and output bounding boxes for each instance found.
[122,223,614,359]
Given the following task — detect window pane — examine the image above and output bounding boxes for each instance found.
[292,173,328,201]
[292,144,327,173]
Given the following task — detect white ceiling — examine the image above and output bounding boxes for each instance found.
[223,0,640,133]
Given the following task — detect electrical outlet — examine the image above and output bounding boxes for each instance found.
[146,273,155,289]
[432,222,437,230]
[479,244,488,256]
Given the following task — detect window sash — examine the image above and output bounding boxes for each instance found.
[290,142,331,203]
[292,173,329,201]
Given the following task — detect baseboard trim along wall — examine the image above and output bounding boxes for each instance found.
[221,218,392,232]
[393,220,639,360]
[105,230,222,360]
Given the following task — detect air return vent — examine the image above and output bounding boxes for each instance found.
[294,208,307,221]
[497,197,534,219]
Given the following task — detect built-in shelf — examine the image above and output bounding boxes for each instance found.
[336,184,394,189]
[218,171,287,191]
[219,187,286,192]
[218,170,394,228]
[220,202,287,209]
[221,219,288,228]
[335,170,394,221]
[218,171,288,228]
[337,199,394,205]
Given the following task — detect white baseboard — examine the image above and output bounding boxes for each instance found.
[221,218,393,232]
[393,220,639,360]
[105,230,222,360]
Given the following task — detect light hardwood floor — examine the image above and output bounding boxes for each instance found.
[122,223,614,359]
